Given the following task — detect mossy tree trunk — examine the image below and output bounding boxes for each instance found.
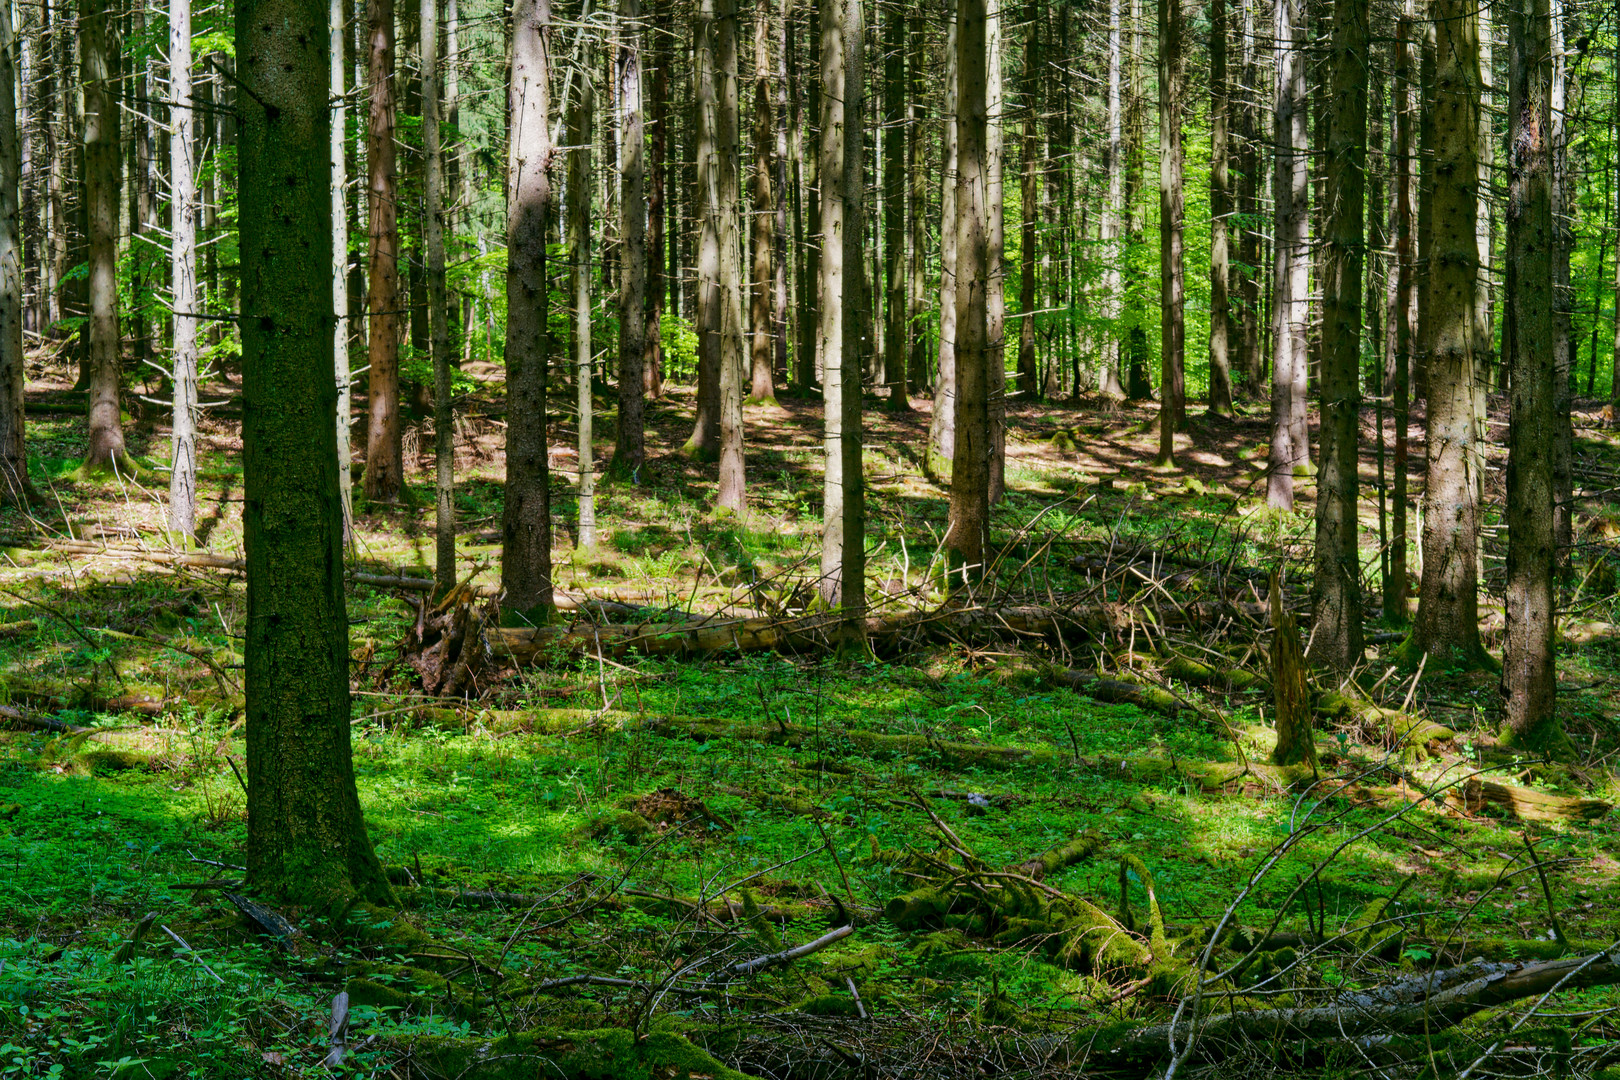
[238,0,393,907]
[1311,0,1367,671]
[500,0,555,618]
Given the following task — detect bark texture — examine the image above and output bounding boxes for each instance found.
[614,0,647,474]
[1155,0,1184,467]
[1268,0,1309,509]
[424,0,455,590]
[0,2,31,506]
[237,0,392,906]
[80,0,125,472]
[364,0,402,501]
[500,0,555,617]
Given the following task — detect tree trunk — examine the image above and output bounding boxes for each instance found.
[238,0,392,908]
[364,0,403,501]
[1237,0,1261,394]
[1100,0,1125,398]
[1267,0,1308,509]
[948,0,990,579]
[424,0,455,588]
[645,0,667,400]
[1207,0,1233,417]
[331,0,354,545]
[1154,0,1184,467]
[1409,0,1484,666]
[0,0,29,506]
[80,0,125,473]
[1387,2,1414,624]
[501,0,555,618]
[797,3,820,393]
[927,12,960,479]
[568,39,596,550]
[1016,4,1039,400]
[168,0,198,533]
[1502,0,1566,755]
[713,0,747,512]
[906,9,926,396]
[614,0,647,471]
[1123,0,1150,401]
[1310,0,1366,671]
[1549,0,1572,573]
[882,1,908,411]
[818,0,864,614]
[747,10,778,406]
[986,6,1006,504]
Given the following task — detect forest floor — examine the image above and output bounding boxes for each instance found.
[3,353,1620,1078]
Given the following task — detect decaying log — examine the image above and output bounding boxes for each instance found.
[1117,947,1620,1058]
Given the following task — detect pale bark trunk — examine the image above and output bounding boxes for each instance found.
[614,0,647,472]
[1310,0,1367,671]
[1502,0,1565,754]
[1267,0,1308,509]
[501,0,555,616]
[818,0,864,613]
[1100,0,1125,397]
[569,41,596,549]
[170,0,198,533]
[714,0,747,513]
[1123,0,1149,400]
[424,0,456,588]
[645,0,667,400]
[364,0,402,501]
[1550,0,1572,571]
[332,0,352,545]
[986,4,1006,504]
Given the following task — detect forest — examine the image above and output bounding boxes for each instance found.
[2,0,1620,1074]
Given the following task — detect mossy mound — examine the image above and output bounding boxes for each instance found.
[405,1027,756,1080]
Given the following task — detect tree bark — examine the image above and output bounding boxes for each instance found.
[238,0,392,907]
[1100,0,1125,398]
[1154,0,1184,467]
[1123,0,1150,401]
[568,40,596,550]
[331,0,354,545]
[1502,0,1566,755]
[1310,0,1367,671]
[1409,0,1485,666]
[1549,0,1572,573]
[1387,2,1414,625]
[79,0,126,473]
[797,3,820,393]
[818,0,863,614]
[882,1,908,411]
[986,5,1006,504]
[948,0,991,579]
[424,0,455,588]
[364,0,403,501]
[1016,4,1039,400]
[927,12,960,479]
[500,0,555,618]
[167,0,198,533]
[614,0,647,472]
[645,0,667,401]
[0,0,29,506]
[713,0,746,512]
[747,9,778,406]
[1267,0,1308,509]
[1207,0,1233,417]
[906,9,926,397]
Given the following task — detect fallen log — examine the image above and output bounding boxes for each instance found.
[1115,947,1620,1058]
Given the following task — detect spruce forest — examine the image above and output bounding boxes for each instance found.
[7,0,1620,1074]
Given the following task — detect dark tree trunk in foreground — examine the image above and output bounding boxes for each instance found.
[501,0,554,618]
[1311,0,1367,671]
[1206,0,1233,417]
[80,0,127,473]
[0,0,30,505]
[819,0,864,613]
[1408,0,1485,667]
[238,0,392,906]
[364,0,402,501]
[948,0,990,579]
[614,0,647,473]
[1268,0,1308,508]
[1502,0,1567,755]
[1154,0,1184,467]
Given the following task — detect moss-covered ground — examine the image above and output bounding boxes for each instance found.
[2,368,1620,1077]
